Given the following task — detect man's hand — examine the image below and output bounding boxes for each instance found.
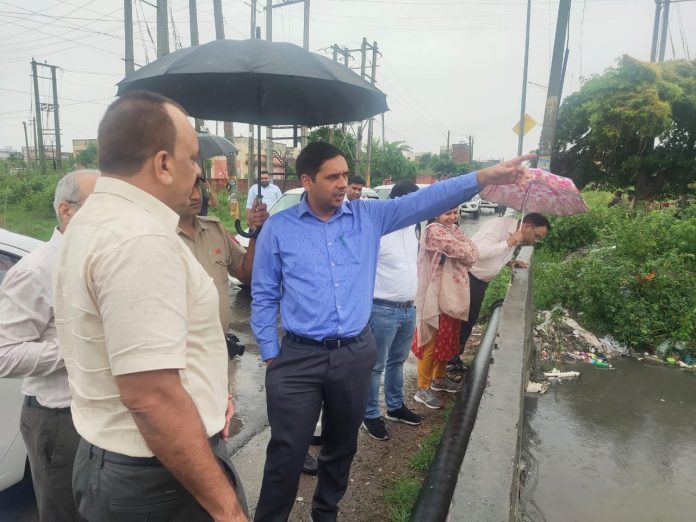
[265,359,273,367]
[247,199,269,231]
[509,259,528,268]
[476,153,536,188]
[221,394,235,441]
[506,230,524,247]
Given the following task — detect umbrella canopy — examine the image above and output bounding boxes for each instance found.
[197,133,238,161]
[479,168,589,216]
[117,38,388,126]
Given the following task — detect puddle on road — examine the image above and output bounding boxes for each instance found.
[521,359,696,522]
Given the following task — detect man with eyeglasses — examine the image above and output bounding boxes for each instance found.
[449,212,550,372]
[0,169,99,522]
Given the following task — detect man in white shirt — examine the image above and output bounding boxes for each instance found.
[454,213,550,364]
[246,170,282,210]
[362,182,423,441]
[54,91,247,521]
[0,169,99,522]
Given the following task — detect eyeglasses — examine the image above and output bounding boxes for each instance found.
[66,200,84,209]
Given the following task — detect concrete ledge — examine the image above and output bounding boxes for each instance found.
[448,246,535,521]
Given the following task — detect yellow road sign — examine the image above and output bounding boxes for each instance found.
[513,113,537,136]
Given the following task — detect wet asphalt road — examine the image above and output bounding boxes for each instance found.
[0,209,494,520]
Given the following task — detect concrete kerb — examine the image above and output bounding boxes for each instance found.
[448,246,535,521]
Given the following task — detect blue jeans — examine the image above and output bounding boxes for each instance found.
[365,303,416,419]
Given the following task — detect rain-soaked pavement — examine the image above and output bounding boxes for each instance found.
[521,359,696,522]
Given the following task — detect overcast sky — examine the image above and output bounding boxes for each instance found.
[1,0,694,161]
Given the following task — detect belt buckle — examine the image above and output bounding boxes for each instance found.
[323,338,340,350]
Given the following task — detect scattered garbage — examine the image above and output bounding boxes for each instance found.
[543,368,581,380]
[526,380,550,394]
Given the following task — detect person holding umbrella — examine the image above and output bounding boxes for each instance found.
[251,142,534,522]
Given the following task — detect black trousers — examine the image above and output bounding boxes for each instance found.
[458,274,490,353]
[72,435,247,521]
[20,398,81,522]
[254,329,377,522]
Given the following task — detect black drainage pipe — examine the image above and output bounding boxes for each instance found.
[409,301,504,522]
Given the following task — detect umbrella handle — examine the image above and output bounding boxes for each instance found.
[235,219,261,239]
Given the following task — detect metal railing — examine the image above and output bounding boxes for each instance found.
[409,301,504,522]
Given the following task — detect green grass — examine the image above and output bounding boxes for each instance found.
[0,204,56,240]
[384,403,453,521]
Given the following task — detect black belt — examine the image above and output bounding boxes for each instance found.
[89,434,221,467]
[24,395,71,413]
[285,327,367,350]
[373,298,414,309]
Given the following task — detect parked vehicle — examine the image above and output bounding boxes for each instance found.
[479,197,497,211]
[373,183,430,200]
[459,194,481,219]
[0,228,44,493]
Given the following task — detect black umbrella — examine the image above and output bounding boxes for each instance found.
[117,38,388,236]
[197,133,238,161]
[117,38,388,126]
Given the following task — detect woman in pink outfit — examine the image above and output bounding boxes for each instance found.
[411,208,479,409]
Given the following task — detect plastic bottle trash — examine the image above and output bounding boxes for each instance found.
[665,357,676,366]
[591,359,611,369]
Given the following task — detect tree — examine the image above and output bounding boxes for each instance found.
[369,140,417,185]
[553,56,696,202]
[75,142,98,168]
[308,127,357,175]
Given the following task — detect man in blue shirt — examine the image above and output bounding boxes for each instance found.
[251,142,533,522]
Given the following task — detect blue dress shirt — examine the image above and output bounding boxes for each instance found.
[251,171,481,361]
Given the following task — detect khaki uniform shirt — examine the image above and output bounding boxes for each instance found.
[54,177,228,457]
[177,216,245,331]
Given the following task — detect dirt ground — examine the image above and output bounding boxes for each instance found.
[287,327,483,522]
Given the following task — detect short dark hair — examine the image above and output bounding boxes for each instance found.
[389,182,419,199]
[98,90,186,176]
[348,175,366,186]
[296,142,346,181]
[522,213,551,230]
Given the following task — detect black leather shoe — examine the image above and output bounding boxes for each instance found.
[310,435,322,446]
[302,453,318,475]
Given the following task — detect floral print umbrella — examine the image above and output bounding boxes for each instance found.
[479,168,589,216]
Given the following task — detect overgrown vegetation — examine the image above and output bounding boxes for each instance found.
[534,191,696,357]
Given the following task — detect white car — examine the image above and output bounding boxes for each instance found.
[459,194,481,219]
[479,198,498,211]
[373,183,430,200]
[0,228,44,492]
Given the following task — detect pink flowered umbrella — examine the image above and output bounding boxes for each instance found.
[479,168,589,216]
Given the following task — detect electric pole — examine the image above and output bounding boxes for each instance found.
[157,0,169,58]
[31,60,45,173]
[301,0,310,148]
[22,122,31,166]
[446,130,450,157]
[658,0,671,62]
[650,1,662,62]
[124,0,135,75]
[468,135,474,164]
[537,0,571,171]
[213,0,234,144]
[365,41,378,186]
[355,37,367,178]
[50,64,62,169]
[517,0,532,155]
[189,0,199,46]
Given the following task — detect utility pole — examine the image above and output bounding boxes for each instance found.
[300,0,310,148]
[446,130,450,157]
[213,0,234,144]
[468,135,474,163]
[650,1,662,62]
[32,118,38,166]
[189,0,199,46]
[22,122,31,166]
[537,0,571,171]
[124,0,135,75]
[657,0,671,62]
[31,60,45,173]
[365,41,378,186]
[157,0,169,58]
[266,0,273,177]
[49,65,62,169]
[517,0,532,155]
[355,37,367,178]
